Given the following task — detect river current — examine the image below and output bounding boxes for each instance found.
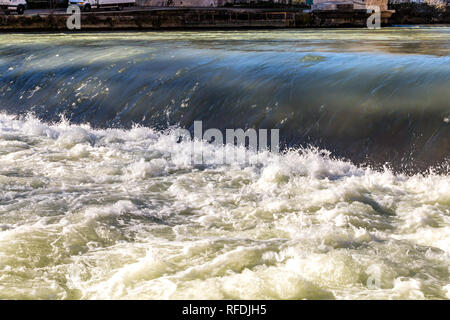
[0,28,449,299]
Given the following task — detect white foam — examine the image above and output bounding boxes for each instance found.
[0,113,448,299]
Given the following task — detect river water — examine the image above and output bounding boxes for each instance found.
[0,28,449,299]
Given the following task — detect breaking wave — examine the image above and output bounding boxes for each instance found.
[0,30,449,171]
[1,29,449,300]
[0,113,448,299]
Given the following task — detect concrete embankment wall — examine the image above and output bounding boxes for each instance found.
[0,9,386,31]
[389,3,450,24]
[0,6,448,31]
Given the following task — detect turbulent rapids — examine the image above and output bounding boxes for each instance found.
[0,28,449,299]
[1,29,449,171]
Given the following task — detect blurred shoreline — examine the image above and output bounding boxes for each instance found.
[0,5,448,31]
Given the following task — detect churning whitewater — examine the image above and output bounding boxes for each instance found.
[1,29,449,171]
[0,28,449,300]
[0,113,449,299]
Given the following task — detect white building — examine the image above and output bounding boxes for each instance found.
[389,0,422,3]
[388,0,448,6]
[312,0,388,10]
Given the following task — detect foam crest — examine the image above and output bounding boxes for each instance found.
[0,113,448,299]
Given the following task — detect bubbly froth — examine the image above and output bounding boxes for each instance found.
[0,113,448,299]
